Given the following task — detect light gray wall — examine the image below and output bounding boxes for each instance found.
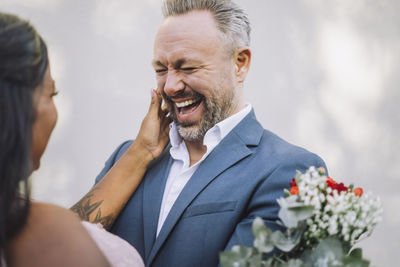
[2,0,399,265]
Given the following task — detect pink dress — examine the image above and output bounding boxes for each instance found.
[81,221,144,267]
[1,222,142,267]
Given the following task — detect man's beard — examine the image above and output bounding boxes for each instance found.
[165,88,235,142]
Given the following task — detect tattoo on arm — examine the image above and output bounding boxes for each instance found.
[71,187,115,230]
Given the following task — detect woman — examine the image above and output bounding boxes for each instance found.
[0,13,170,267]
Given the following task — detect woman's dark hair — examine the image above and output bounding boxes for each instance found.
[0,12,48,259]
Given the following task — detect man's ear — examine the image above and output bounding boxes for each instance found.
[234,47,251,83]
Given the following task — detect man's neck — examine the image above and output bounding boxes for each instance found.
[184,139,207,167]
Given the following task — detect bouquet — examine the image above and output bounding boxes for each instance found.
[220,166,382,267]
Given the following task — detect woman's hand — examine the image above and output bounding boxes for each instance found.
[71,89,171,230]
[134,89,171,160]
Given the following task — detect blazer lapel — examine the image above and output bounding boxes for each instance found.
[147,110,264,265]
[142,145,173,261]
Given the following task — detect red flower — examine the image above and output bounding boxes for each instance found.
[290,178,297,188]
[326,177,348,194]
[334,182,349,194]
[289,178,299,195]
[290,186,299,195]
[354,187,363,196]
[326,176,336,188]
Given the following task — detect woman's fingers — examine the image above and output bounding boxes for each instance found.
[148,89,162,117]
[154,90,172,134]
[134,89,171,159]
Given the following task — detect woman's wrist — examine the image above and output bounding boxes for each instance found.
[126,140,155,166]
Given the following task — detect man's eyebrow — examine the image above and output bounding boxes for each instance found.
[152,60,165,68]
[152,59,186,68]
[176,59,187,67]
[174,59,203,68]
[152,58,202,68]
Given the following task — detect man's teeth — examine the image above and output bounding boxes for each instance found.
[175,99,197,108]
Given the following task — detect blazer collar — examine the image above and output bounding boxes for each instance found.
[146,109,264,265]
[142,144,172,261]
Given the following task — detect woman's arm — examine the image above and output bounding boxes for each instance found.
[71,90,170,230]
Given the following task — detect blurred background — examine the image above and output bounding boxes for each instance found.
[1,0,398,265]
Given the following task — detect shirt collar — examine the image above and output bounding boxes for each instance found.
[169,122,182,148]
[215,104,252,141]
[169,104,252,162]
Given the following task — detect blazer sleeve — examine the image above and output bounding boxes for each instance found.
[94,140,134,185]
[223,151,327,252]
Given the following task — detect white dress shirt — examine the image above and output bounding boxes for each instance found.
[156,104,252,235]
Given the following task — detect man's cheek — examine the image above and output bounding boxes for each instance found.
[156,78,166,93]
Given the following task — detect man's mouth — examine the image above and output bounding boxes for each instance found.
[175,98,203,115]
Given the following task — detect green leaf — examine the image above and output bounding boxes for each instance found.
[287,205,314,221]
[272,229,302,252]
[301,237,344,266]
[252,217,269,237]
[232,245,254,259]
[284,188,291,197]
[343,257,370,267]
[317,167,326,176]
[282,259,304,267]
[252,217,275,253]
[277,197,314,228]
[219,250,242,267]
[343,248,370,267]
[348,248,363,259]
[263,258,275,267]
[220,246,256,267]
[248,253,263,267]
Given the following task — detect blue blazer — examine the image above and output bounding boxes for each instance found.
[95,110,326,267]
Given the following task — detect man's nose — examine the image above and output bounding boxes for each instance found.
[163,70,184,96]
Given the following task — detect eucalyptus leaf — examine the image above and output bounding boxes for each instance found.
[219,250,243,267]
[247,253,263,267]
[232,245,254,259]
[343,249,370,267]
[281,259,304,267]
[252,217,269,237]
[301,238,344,266]
[342,256,370,267]
[264,258,275,267]
[287,205,314,221]
[272,229,302,252]
[220,246,257,267]
[252,217,275,253]
[284,188,291,197]
[277,196,314,228]
[348,248,363,259]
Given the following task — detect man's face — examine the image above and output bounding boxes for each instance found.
[152,10,240,142]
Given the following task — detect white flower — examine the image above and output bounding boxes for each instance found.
[285,166,383,249]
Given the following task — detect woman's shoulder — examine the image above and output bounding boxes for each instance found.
[10,201,83,243]
[30,201,83,226]
[24,202,90,241]
[6,202,110,267]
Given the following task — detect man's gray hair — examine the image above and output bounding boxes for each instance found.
[161,0,250,53]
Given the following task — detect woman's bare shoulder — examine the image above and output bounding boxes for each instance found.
[6,202,110,267]
[30,201,77,219]
[29,202,81,226]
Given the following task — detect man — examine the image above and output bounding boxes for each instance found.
[95,0,326,266]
